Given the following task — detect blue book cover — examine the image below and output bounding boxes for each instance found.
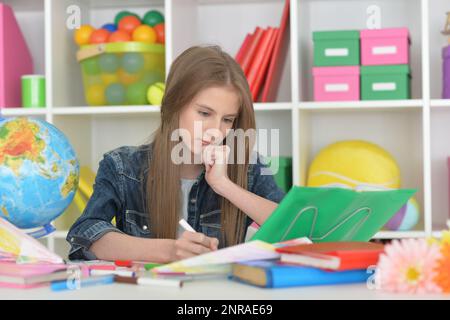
[231,260,370,288]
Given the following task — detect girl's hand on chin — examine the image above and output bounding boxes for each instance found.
[203,144,231,195]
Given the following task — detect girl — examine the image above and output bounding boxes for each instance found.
[67,45,285,263]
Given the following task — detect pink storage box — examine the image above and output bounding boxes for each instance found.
[312,66,360,101]
[0,4,33,108]
[360,28,410,66]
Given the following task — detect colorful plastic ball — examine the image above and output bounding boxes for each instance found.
[86,84,106,106]
[105,83,126,105]
[81,58,100,75]
[132,25,157,43]
[142,71,164,86]
[142,54,159,70]
[101,23,117,32]
[118,16,142,35]
[101,73,120,86]
[153,23,165,44]
[89,29,111,44]
[385,198,420,231]
[114,11,139,26]
[122,53,144,73]
[108,30,131,43]
[98,53,120,73]
[74,25,94,46]
[143,10,164,27]
[118,69,141,85]
[307,140,401,189]
[126,82,149,105]
[147,82,165,105]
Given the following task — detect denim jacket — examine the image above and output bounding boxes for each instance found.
[67,144,285,260]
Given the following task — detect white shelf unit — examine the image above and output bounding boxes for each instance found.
[1,0,449,256]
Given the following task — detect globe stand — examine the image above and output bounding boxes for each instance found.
[26,223,56,239]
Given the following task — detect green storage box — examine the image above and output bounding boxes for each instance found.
[266,156,292,193]
[361,65,411,100]
[313,30,360,66]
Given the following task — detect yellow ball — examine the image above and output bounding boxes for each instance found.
[147,82,165,105]
[307,140,401,189]
[85,84,106,106]
[132,25,157,43]
[74,25,95,46]
[101,73,120,86]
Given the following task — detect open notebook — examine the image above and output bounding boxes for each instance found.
[152,237,311,275]
[0,217,64,264]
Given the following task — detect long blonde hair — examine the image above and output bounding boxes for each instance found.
[147,45,256,247]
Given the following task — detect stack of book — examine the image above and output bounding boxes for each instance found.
[231,241,385,288]
[235,0,290,102]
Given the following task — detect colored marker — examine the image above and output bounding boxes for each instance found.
[115,275,183,288]
[51,275,114,292]
[90,268,135,277]
[179,219,195,232]
[115,260,133,268]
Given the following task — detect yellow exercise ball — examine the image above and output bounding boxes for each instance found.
[307,140,401,190]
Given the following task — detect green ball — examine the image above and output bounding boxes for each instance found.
[105,83,126,105]
[114,11,140,25]
[99,53,119,73]
[147,82,165,105]
[122,53,144,74]
[126,82,149,105]
[142,10,164,27]
[142,71,164,86]
[82,58,100,75]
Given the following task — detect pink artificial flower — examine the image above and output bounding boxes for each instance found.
[376,238,442,294]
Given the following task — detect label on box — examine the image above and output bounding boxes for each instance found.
[324,48,349,57]
[372,82,397,91]
[325,83,350,92]
[372,46,397,55]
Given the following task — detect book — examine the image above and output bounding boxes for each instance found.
[0,217,64,264]
[251,186,416,244]
[0,261,69,289]
[276,242,385,271]
[152,237,311,275]
[240,27,264,76]
[231,260,370,288]
[260,0,290,102]
[252,28,279,101]
[235,33,253,65]
[246,27,275,100]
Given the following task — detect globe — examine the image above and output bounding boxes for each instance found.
[0,117,79,233]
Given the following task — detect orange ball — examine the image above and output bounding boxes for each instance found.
[132,25,157,43]
[153,23,165,44]
[118,16,142,34]
[89,29,110,44]
[108,30,131,43]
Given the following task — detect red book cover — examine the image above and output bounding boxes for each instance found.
[235,33,253,65]
[240,27,264,76]
[260,0,290,102]
[276,242,385,271]
[246,27,275,100]
[252,28,278,101]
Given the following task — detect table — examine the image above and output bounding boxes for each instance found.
[0,278,448,300]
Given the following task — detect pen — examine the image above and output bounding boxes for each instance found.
[51,275,114,292]
[115,275,183,288]
[179,219,195,232]
[90,268,135,277]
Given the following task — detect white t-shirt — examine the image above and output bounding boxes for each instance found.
[177,178,197,238]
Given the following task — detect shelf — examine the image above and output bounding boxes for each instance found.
[298,99,423,111]
[52,105,161,115]
[0,108,48,117]
[253,103,293,111]
[431,99,450,108]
